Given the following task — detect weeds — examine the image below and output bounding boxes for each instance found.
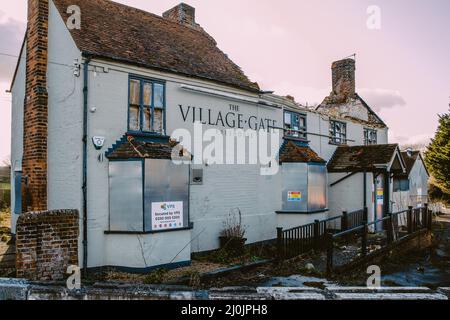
[143,268,168,284]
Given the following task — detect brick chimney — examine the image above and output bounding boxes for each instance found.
[331,58,356,98]
[22,0,49,212]
[163,3,200,30]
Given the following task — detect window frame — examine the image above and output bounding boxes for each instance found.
[393,178,410,192]
[329,120,347,145]
[284,110,307,140]
[127,76,166,135]
[364,128,377,145]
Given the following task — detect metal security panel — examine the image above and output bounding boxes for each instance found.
[144,159,189,231]
[109,161,143,232]
[282,163,308,212]
[307,164,327,211]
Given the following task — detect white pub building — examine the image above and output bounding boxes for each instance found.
[10,0,429,272]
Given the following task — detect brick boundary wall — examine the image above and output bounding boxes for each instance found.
[16,210,79,281]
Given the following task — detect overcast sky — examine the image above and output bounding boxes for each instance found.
[0,0,449,163]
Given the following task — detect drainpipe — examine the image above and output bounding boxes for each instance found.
[363,170,367,208]
[82,56,91,275]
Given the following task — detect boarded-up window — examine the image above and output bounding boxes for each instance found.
[128,78,165,134]
[108,160,190,232]
[109,161,143,232]
[281,163,327,212]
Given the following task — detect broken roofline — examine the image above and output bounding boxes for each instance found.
[327,144,407,174]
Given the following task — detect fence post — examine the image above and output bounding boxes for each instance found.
[276,227,284,260]
[425,203,432,231]
[407,206,413,234]
[341,211,348,232]
[314,220,320,250]
[326,233,334,276]
[361,221,368,256]
[363,207,368,223]
[421,204,426,229]
[386,213,394,244]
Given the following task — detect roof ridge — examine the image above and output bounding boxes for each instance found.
[52,0,259,92]
[96,0,218,45]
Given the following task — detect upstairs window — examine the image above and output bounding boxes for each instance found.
[329,120,347,145]
[364,128,377,145]
[284,111,307,140]
[128,77,165,134]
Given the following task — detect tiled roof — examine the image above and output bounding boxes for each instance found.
[279,140,326,164]
[400,151,420,176]
[52,0,260,92]
[327,144,400,172]
[395,150,429,178]
[106,134,190,160]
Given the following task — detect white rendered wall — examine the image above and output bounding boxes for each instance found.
[328,172,375,223]
[47,0,84,265]
[393,158,429,211]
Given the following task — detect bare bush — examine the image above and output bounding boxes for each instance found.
[220,208,246,239]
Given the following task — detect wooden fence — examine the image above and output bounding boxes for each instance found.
[276,208,368,259]
[326,204,432,275]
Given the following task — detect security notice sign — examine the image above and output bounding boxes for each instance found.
[151,201,184,231]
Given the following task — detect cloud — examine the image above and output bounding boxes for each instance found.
[0,12,26,82]
[390,132,432,148]
[358,88,407,112]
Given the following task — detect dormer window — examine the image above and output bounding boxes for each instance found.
[364,128,377,145]
[329,120,347,145]
[284,111,307,140]
[128,77,165,134]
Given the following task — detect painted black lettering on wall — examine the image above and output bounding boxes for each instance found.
[178,105,277,130]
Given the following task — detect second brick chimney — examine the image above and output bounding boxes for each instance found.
[331,58,356,98]
[22,0,49,212]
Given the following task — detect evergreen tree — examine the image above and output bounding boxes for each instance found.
[425,108,450,193]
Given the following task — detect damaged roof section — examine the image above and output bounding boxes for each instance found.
[316,58,387,128]
[327,144,405,173]
[52,0,260,92]
[279,140,326,164]
[106,134,191,161]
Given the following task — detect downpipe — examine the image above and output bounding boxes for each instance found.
[82,56,91,275]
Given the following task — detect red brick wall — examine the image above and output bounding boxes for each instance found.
[16,210,79,281]
[332,58,356,98]
[163,3,197,28]
[22,0,49,212]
